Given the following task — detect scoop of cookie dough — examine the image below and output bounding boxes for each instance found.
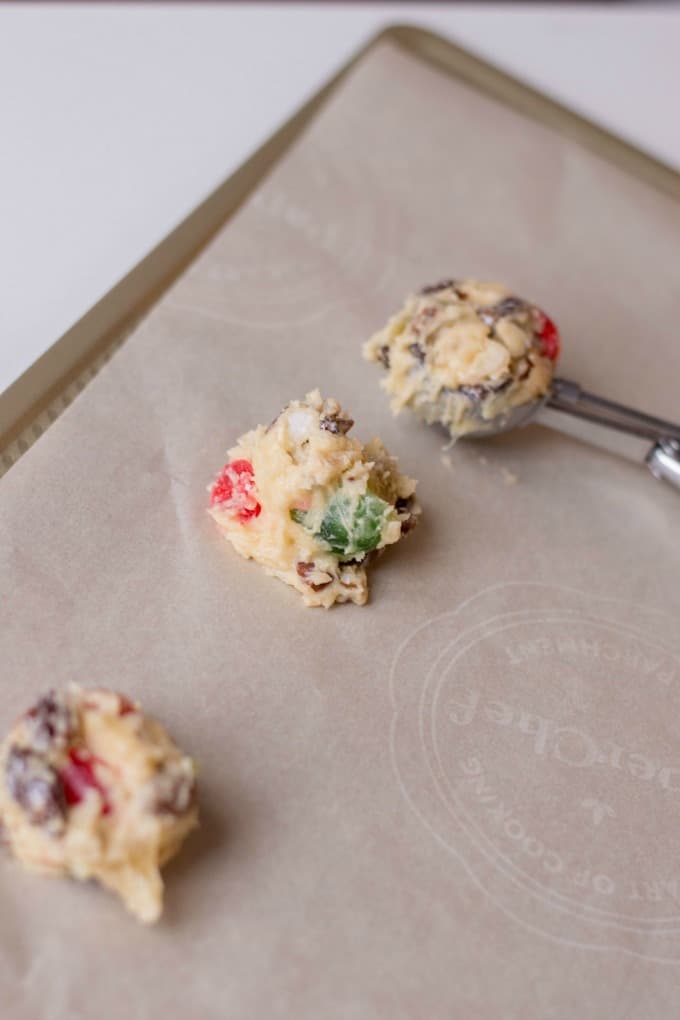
[208,389,419,607]
[363,279,560,438]
[0,687,197,924]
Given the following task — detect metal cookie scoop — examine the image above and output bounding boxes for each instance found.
[457,379,680,491]
[365,279,680,491]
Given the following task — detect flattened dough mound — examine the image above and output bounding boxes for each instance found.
[208,390,420,607]
[363,279,559,437]
[0,687,198,923]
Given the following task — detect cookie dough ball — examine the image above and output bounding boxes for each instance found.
[363,279,560,437]
[208,389,419,607]
[0,687,198,924]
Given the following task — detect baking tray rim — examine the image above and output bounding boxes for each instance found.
[2,22,679,471]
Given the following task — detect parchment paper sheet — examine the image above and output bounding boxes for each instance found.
[2,39,680,1019]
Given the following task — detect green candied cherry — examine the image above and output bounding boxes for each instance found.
[291,490,393,558]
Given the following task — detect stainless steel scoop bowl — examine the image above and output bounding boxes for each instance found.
[456,396,548,438]
[456,378,680,491]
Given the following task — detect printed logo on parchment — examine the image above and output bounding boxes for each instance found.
[168,145,403,328]
[390,583,680,962]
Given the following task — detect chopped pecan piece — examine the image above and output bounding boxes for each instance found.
[319,415,354,436]
[400,516,417,536]
[420,278,458,295]
[395,496,418,535]
[5,746,66,830]
[24,691,75,754]
[374,345,389,369]
[152,766,196,817]
[296,561,332,591]
[458,377,512,401]
[479,296,526,324]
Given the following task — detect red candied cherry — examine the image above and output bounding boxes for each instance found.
[117,694,137,716]
[532,307,560,361]
[83,691,137,716]
[209,459,261,522]
[60,748,111,815]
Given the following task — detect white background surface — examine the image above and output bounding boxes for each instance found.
[1,3,678,396]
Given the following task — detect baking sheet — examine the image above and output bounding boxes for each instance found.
[2,36,680,1018]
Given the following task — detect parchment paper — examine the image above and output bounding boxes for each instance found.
[2,39,680,1019]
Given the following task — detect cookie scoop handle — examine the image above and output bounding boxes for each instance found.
[536,378,680,492]
[646,440,680,490]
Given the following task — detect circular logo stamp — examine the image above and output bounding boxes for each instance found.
[390,583,680,961]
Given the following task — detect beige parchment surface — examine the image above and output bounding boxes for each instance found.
[2,39,680,1019]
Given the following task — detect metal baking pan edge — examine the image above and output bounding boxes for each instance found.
[2,24,678,478]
